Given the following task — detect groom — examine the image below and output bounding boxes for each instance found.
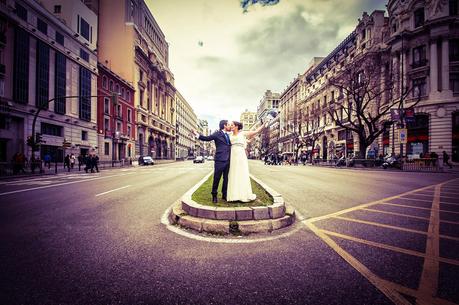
[196,120,232,203]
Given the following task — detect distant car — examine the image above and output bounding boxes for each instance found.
[139,156,154,165]
[193,156,205,163]
[207,156,214,161]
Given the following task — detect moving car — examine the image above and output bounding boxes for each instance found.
[139,156,154,165]
[193,156,205,163]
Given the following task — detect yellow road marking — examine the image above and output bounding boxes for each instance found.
[331,215,427,235]
[320,229,459,267]
[362,208,459,225]
[392,197,433,203]
[377,202,459,214]
[418,185,441,299]
[305,221,413,305]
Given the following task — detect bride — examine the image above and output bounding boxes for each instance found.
[226,121,265,202]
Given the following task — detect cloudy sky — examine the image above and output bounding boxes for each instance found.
[146,0,386,130]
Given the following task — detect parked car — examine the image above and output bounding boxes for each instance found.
[139,156,154,165]
[207,156,214,161]
[193,156,205,163]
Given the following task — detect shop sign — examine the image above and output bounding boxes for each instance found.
[399,128,407,144]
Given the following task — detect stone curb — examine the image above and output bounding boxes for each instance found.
[170,201,295,235]
[180,172,287,221]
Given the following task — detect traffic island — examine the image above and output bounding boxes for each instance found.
[168,173,296,235]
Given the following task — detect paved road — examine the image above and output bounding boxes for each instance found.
[1,161,458,305]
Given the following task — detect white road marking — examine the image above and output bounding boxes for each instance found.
[0,173,134,196]
[95,185,132,197]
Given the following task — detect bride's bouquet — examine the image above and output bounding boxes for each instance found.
[262,110,278,127]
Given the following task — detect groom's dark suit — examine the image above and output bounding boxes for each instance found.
[199,130,231,198]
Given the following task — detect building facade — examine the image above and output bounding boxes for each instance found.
[97,0,176,160]
[239,109,256,131]
[0,0,98,164]
[175,90,197,159]
[277,2,459,164]
[279,77,300,155]
[97,64,136,162]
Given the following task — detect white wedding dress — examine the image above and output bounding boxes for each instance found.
[227,132,256,202]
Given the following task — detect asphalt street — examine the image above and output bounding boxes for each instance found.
[1,161,458,305]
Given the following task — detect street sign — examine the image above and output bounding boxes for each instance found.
[399,128,407,144]
[405,108,415,123]
[390,109,401,121]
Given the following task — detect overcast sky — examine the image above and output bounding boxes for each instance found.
[146,0,386,131]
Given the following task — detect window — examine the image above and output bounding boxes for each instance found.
[81,130,88,141]
[13,28,29,104]
[451,73,459,93]
[54,52,66,114]
[126,91,130,102]
[54,5,61,13]
[413,78,427,97]
[79,16,90,41]
[116,122,121,132]
[36,40,50,109]
[127,125,131,137]
[139,70,143,82]
[109,80,113,92]
[15,2,27,21]
[102,76,107,89]
[117,104,122,117]
[104,97,110,114]
[127,109,131,122]
[115,84,119,93]
[414,8,425,28]
[79,67,91,121]
[121,87,125,99]
[412,45,427,68]
[41,122,62,136]
[140,90,144,107]
[104,118,109,130]
[37,19,47,35]
[450,39,459,62]
[338,130,346,141]
[55,31,64,45]
[80,49,89,62]
[450,0,458,16]
[104,142,109,155]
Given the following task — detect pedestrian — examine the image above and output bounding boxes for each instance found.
[64,154,71,172]
[70,154,75,169]
[30,155,36,174]
[264,155,269,165]
[44,153,51,169]
[431,151,438,167]
[84,155,90,173]
[443,151,453,169]
[91,155,99,173]
[77,154,83,171]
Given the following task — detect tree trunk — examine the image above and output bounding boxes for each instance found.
[359,137,368,159]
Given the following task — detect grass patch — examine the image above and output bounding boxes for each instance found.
[192,174,273,207]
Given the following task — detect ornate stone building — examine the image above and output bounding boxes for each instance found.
[239,109,257,131]
[97,0,176,160]
[175,90,197,159]
[280,1,459,163]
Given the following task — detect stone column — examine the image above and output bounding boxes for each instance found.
[442,39,450,91]
[430,42,438,93]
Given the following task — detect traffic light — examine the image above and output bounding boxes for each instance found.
[27,136,39,151]
[35,132,43,144]
[111,92,118,105]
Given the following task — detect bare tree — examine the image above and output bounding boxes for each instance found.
[327,51,421,158]
[303,126,325,163]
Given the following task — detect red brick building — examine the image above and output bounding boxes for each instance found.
[97,64,136,162]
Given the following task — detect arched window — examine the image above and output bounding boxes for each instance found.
[109,80,113,92]
[414,7,425,28]
[102,76,107,89]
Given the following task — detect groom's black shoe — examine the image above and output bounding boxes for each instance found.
[222,195,227,201]
[212,196,218,204]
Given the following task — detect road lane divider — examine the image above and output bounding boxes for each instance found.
[95,185,132,197]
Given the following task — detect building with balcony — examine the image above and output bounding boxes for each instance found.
[175,90,197,159]
[97,63,135,162]
[239,109,256,131]
[279,77,300,155]
[0,0,98,164]
[97,0,176,160]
